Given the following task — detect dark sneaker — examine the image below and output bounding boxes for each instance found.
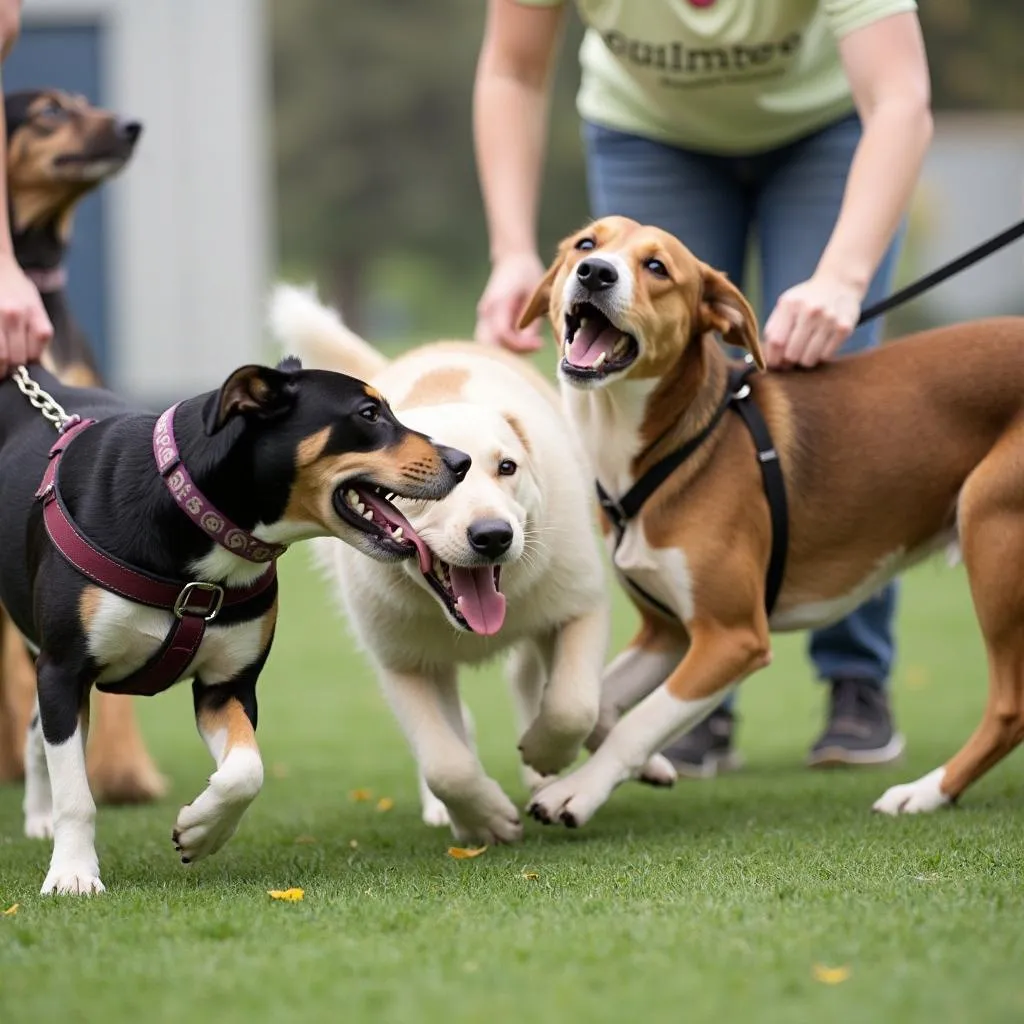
[660,707,744,780]
[807,677,905,768]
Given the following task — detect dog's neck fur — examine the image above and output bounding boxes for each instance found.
[562,332,730,500]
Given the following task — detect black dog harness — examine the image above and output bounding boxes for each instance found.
[596,361,788,620]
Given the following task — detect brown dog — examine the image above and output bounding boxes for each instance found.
[515,214,1024,828]
[0,88,165,803]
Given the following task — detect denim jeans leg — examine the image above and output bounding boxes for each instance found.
[756,114,905,689]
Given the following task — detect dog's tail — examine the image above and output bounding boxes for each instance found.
[267,283,389,381]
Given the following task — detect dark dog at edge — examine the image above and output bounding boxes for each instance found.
[0,358,470,894]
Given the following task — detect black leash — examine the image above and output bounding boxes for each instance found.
[598,362,788,619]
[858,216,1024,326]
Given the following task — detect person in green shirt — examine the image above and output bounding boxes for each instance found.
[473,0,933,774]
[0,0,53,379]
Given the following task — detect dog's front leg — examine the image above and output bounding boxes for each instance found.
[528,622,770,829]
[380,665,523,845]
[517,602,609,778]
[34,656,103,895]
[172,665,265,865]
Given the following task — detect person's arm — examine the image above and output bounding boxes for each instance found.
[762,10,932,369]
[0,0,54,378]
[473,0,565,352]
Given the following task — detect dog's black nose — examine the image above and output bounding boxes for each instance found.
[576,258,618,292]
[116,120,143,144]
[439,445,471,483]
[467,518,514,558]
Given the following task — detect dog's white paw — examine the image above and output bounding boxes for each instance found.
[518,718,589,777]
[527,759,619,829]
[421,791,451,829]
[24,812,54,840]
[873,767,950,816]
[446,778,523,845]
[172,798,246,863]
[41,863,104,896]
[638,753,677,787]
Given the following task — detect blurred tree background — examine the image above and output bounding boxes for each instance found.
[271,0,1022,343]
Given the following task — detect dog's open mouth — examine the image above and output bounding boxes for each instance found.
[422,556,506,636]
[333,483,432,568]
[562,301,640,379]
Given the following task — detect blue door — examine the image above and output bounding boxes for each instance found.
[3,23,111,377]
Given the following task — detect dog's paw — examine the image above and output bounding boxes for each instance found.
[873,768,950,816]
[421,790,451,829]
[172,799,246,864]
[637,753,677,788]
[526,760,619,830]
[41,864,104,896]
[446,778,523,846]
[24,811,53,840]
[518,720,587,777]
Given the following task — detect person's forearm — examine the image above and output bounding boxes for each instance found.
[816,99,933,292]
[0,0,22,257]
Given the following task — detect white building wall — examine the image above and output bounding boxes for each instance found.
[23,0,269,406]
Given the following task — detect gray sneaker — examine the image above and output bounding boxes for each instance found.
[660,707,744,780]
[807,677,905,767]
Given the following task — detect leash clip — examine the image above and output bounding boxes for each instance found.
[173,581,225,622]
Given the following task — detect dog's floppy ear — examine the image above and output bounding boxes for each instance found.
[699,264,765,370]
[516,259,560,331]
[204,363,300,435]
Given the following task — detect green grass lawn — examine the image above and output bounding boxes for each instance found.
[2,552,1023,1024]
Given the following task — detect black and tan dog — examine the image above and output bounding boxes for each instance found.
[0,88,160,803]
[0,359,469,894]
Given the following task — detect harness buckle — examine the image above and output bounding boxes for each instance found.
[598,494,626,528]
[732,383,752,401]
[174,581,225,622]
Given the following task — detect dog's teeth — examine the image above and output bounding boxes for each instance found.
[592,352,607,370]
[392,527,404,541]
[563,340,570,360]
[346,489,359,507]
[613,336,628,358]
[432,557,443,576]
[363,509,374,520]
[580,317,589,329]
[386,492,396,501]
[455,596,464,609]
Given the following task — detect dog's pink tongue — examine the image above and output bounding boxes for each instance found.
[567,322,621,367]
[449,566,506,636]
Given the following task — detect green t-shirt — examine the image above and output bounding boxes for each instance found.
[519,0,917,153]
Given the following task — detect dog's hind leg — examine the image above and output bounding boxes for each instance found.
[172,668,266,864]
[35,656,103,895]
[0,607,37,782]
[876,440,1024,815]
[86,690,168,804]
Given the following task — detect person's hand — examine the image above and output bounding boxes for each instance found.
[0,252,53,378]
[475,252,546,352]
[762,272,863,370]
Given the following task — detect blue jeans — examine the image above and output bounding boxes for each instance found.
[583,115,900,694]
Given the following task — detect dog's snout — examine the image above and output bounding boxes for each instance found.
[116,119,143,144]
[467,518,514,558]
[576,258,618,292]
[439,445,471,483]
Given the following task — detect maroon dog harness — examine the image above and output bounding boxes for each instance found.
[34,408,282,697]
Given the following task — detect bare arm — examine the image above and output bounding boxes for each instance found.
[0,0,54,377]
[473,0,565,351]
[763,11,932,369]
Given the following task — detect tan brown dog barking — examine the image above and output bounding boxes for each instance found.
[515,214,1024,828]
[0,88,163,804]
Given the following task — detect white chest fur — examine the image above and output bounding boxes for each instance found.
[88,590,266,686]
[607,521,695,624]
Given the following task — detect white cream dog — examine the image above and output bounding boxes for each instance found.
[270,285,619,844]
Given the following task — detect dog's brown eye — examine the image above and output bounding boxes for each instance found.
[359,403,380,423]
[644,258,669,278]
[574,237,596,252]
[498,458,517,477]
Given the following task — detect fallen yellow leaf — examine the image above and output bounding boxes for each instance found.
[3,903,18,916]
[813,964,851,985]
[349,788,373,802]
[447,845,488,859]
[349,839,359,849]
[376,797,394,812]
[293,835,317,845]
[522,871,539,880]
[267,888,304,902]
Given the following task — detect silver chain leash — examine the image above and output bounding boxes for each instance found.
[11,364,73,431]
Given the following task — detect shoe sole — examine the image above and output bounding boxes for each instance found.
[806,732,906,769]
[671,750,745,781]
